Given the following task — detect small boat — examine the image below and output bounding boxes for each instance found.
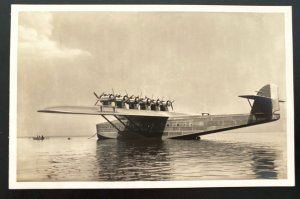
[33,135,45,140]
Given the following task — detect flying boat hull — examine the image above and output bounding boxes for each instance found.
[96,113,280,140]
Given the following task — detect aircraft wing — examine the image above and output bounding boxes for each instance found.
[38,106,189,118]
[38,106,103,115]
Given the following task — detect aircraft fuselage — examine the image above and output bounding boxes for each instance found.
[96,113,280,140]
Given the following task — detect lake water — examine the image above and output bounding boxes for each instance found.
[17,131,287,181]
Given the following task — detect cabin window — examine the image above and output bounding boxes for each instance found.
[167,124,169,127]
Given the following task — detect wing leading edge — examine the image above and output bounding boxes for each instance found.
[38,106,189,118]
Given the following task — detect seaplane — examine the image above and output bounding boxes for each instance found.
[38,84,284,140]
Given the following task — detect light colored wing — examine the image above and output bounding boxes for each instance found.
[38,106,190,118]
[38,106,102,115]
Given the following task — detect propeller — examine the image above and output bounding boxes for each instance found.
[123,94,128,101]
[142,96,150,106]
[122,90,129,104]
[139,96,147,104]
[125,95,135,104]
[94,91,175,110]
[93,92,99,99]
[167,100,175,110]
[115,93,121,98]
[135,96,140,103]
[124,94,140,109]
[149,99,154,105]
[157,98,161,105]
[109,93,115,100]
[129,95,135,102]
[94,92,104,105]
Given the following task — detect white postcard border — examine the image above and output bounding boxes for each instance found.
[9,4,294,189]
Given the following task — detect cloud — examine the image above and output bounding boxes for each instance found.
[18,12,91,59]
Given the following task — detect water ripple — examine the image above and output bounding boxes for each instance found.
[17,132,287,181]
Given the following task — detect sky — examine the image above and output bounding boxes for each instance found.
[16,11,287,137]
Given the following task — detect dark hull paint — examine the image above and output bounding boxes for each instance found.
[96,113,280,140]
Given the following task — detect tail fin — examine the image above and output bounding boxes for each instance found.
[239,84,280,115]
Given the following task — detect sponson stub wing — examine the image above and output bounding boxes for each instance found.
[38,106,190,118]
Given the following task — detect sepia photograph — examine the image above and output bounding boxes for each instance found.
[9,5,294,189]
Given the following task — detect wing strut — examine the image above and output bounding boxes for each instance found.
[113,115,136,132]
[247,99,253,108]
[101,115,121,131]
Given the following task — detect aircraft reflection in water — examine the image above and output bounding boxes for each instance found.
[95,139,171,181]
[94,139,282,181]
[38,84,284,140]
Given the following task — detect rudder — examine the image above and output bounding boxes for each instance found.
[252,84,279,114]
[239,84,280,115]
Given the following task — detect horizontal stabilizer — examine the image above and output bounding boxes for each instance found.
[238,95,271,100]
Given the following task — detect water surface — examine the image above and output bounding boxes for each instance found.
[17,131,287,181]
